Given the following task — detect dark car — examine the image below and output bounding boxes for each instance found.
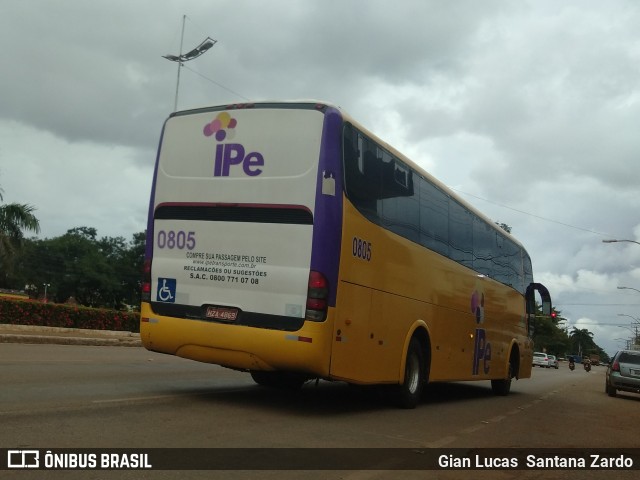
[605,350,640,397]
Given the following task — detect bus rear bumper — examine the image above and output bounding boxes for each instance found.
[140,303,332,377]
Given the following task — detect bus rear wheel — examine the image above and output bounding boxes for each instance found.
[394,337,426,409]
[491,358,513,396]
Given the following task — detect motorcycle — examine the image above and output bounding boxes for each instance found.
[569,361,575,371]
[584,360,591,372]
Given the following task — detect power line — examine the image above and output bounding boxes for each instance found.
[558,303,640,307]
[181,64,250,101]
[452,188,616,237]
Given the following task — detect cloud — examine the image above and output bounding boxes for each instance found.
[0,119,151,239]
[1,0,639,356]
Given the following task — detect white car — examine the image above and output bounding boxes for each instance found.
[547,354,559,369]
[533,352,550,368]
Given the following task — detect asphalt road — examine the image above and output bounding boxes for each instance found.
[1,344,639,480]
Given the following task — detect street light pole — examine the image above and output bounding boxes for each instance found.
[173,15,186,113]
[162,15,217,112]
[43,283,50,303]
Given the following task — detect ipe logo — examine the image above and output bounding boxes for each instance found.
[471,289,491,375]
[203,112,264,177]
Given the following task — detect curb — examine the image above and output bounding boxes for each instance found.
[0,324,142,347]
[0,334,142,347]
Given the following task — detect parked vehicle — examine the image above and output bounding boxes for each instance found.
[605,350,640,397]
[547,354,559,369]
[533,352,550,368]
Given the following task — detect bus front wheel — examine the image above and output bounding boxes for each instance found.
[394,337,426,409]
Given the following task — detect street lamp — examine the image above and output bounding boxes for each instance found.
[43,283,50,303]
[162,15,217,112]
[602,239,640,245]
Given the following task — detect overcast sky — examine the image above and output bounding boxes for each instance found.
[1,0,639,355]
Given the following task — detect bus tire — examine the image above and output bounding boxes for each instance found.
[491,357,513,396]
[250,371,307,390]
[394,337,426,409]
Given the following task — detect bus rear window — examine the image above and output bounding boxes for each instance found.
[159,109,323,179]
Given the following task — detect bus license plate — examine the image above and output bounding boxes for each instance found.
[205,306,238,322]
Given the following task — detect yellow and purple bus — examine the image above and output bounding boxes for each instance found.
[140,101,551,408]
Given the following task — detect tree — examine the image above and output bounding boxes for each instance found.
[96,232,145,308]
[9,228,145,309]
[119,231,146,308]
[531,307,570,355]
[569,328,596,357]
[0,185,40,286]
[495,222,512,234]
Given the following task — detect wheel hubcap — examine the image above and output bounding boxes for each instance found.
[407,353,420,393]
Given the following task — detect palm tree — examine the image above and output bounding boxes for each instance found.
[569,327,594,357]
[0,185,41,269]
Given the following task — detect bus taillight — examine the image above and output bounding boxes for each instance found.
[305,271,328,322]
[141,259,152,302]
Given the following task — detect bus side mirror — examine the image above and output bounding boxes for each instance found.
[526,283,552,315]
[525,283,552,337]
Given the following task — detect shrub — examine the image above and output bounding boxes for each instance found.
[0,297,139,332]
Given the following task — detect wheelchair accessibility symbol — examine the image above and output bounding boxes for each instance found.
[157,278,176,303]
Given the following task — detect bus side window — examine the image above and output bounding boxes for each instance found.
[419,179,449,257]
[381,164,420,243]
[357,134,364,174]
[473,217,494,278]
[381,154,413,199]
[343,126,382,222]
[449,200,473,269]
[343,125,366,195]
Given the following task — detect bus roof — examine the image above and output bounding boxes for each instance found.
[169,100,527,251]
